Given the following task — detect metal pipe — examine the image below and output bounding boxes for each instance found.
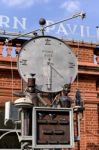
[37,93,48,106]
[76,112,81,150]
[21,108,30,137]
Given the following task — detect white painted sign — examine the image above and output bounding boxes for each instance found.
[0,15,98,41]
[0,15,26,30]
[46,20,99,41]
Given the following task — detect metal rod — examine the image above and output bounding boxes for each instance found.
[37,93,48,106]
[0,130,20,140]
[77,113,80,140]
[4,12,85,43]
[49,63,65,80]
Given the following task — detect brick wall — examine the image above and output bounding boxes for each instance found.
[0,39,99,149]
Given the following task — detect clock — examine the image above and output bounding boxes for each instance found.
[17,36,78,93]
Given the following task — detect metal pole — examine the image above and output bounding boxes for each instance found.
[76,112,80,150]
[21,108,29,137]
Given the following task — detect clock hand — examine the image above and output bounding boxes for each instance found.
[47,61,52,90]
[48,62,65,81]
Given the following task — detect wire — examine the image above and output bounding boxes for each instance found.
[10,47,14,102]
[21,78,23,92]
[10,47,23,101]
[76,41,80,89]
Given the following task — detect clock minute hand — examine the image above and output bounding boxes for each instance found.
[48,63,65,81]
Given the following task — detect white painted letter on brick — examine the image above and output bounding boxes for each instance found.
[0,15,10,28]
[13,17,26,30]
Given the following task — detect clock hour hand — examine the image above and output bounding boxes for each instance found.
[47,61,52,90]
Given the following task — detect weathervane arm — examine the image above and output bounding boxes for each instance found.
[44,12,86,29]
[5,28,40,43]
[5,12,85,43]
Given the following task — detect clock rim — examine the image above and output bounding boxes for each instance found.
[17,35,78,92]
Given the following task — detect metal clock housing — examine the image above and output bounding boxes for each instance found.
[17,36,78,93]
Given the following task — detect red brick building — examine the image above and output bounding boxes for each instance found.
[0,36,99,149]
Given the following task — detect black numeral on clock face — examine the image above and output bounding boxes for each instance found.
[68,62,75,68]
[20,60,27,65]
[45,38,51,45]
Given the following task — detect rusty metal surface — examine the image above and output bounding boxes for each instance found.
[37,111,70,144]
[33,107,74,148]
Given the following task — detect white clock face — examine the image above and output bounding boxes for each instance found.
[18,36,78,93]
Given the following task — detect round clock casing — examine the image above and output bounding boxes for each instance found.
[17,36,78,93]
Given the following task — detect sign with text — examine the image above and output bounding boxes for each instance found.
[0,15,98,41]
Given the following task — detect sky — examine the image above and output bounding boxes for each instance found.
[0,0,99,42]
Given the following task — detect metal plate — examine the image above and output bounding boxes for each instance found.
[18,36,78,93]
[32,107,74,149]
